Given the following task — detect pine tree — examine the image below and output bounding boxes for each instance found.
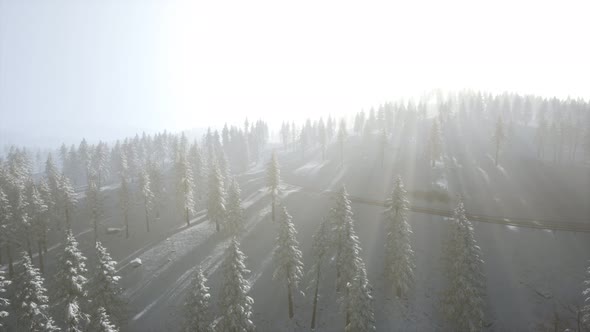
[345,267,376,332]
[92,142,110,189]
[273,206,304,319]
[492,116,506,166]
[226,178,244,237]
[86,175,101,243]
[147,159,165,220]
[309,218,330,330]
[384,176,415,297]
[267,151,281,222]
[58,174,77,229]
[183,266,212,332]
[218,238,255,332]
[28,182,49,273]
[16,254,60,331]
[119,175,131,239]
[92,242,124,324]
[330,186,355,292]
[428,119,442,167]
[55,230,89,332]
[207,160,225,233]
[0,270,9,327]
[92,307,119,332]
[139,169,154,232]
[38,178,53,254]
[337,119,347,166]
[443,201,485,331]
[582,260,590,329]
[175,152,195,227]
[0,187,14,277]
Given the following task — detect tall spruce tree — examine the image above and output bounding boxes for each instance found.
[0,270,9,327]
[92,242,124,324]
[183,266,212,332]
[119,175,131,239]
[55,230,89,332]
[92,307,119,332]
[207,160,225,233]
[330,186,354,292]
[443,201,486,331]
[16,254,59,331]
[492,116,506,166]
[86,175,101,243]
[139,169,154,232]
[345,267,376,332]
[175,152,195,227]
[582,260,590,329]
[226,178,244,237]
[218,238,255,332]
[384,176,415,297]
[27,182,49,273]
[267,151,281,222]
[273,206,304,319]
[309,218,330,330]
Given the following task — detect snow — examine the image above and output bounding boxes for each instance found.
[130,259,142,268]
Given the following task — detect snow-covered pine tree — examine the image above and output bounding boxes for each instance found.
[345,266,376,332]
[92,241,124,324]
[582,260,590,328]
[38,178,53,253]
[309,218,330,329]
[492,116,506,166]
[207,160,225,233]
[119,175,131,238]
[27,182,49,273]
[0,270,9,327]
[443,201,485,331]
[175,152,195,227]
[428,119,442,167]
[384,176,415,298]
[330,185,355,292]
[16,253,59,331]
[92,142,110,189]
[337,194,371,326]
[267,151,281,222]
[273,206,304,319]
[188,140,205,205]
[92,307,119,332]
[337,119,347,166]
[0,187,14,277]
[218,238,255,332]
[58,174,77,229]
[86,175,101,243]
[147,159,165,220]
[55,230,89,332]
[139,169,154,232]
[183,266,212,332]
[226,177,244,237]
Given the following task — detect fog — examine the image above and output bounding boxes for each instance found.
[1,1,590,331]
[1,0,589,147]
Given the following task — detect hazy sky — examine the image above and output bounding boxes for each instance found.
[1,0,589,147]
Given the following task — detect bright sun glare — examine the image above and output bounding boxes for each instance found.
[156,0,590,130]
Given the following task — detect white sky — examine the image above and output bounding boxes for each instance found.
[1,0,589,145]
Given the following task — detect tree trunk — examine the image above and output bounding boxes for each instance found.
[0,243,2,265]
[25,233,33,260]
[495,142,499,166]
[125,213,129,239]
[311,263,321,329]
[6,243,14,278]
[145,202,150,232]
[94,213,98,244]
[185,207,190,227]
[271,194,276,222]
[65,206,71,229]
[38,239,44,274]
[287,281,294,319]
